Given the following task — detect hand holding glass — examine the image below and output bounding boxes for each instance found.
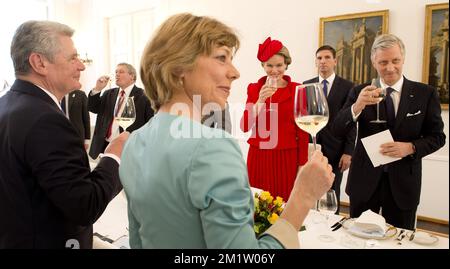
[294,83,329,149]
[370,78,386,123]
[266,76,277,111]
[115,96,136,130]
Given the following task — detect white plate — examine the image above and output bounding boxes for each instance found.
[342,219,397,240]
[410,231,439,245]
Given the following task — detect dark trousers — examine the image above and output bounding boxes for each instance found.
[331,166,343,215]
[349,172,417,230]
[101,140,109,155]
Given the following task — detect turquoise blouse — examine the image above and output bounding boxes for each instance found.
[119,112,283,248]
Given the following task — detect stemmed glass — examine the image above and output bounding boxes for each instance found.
[294,83,329,149]
[115,96,136,131]
[106,74,115,89]
[370,77,387,123]
[317,189,338,242]
[266,76,277,112]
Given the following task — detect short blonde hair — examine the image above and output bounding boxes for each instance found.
[140,13,240,111]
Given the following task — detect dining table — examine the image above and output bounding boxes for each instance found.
[92,184,448,249]
[298,210,448,249]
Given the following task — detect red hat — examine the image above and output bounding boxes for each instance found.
[257,37,283,62]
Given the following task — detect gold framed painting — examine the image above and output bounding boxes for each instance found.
[422,3,448,110]
[319,10,389,85]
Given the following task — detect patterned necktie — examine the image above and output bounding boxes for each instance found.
[114,90,126,117]
[322,79,328,98]
[385,87,396,128]
[106,90,126,139]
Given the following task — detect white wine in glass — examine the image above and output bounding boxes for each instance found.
[370,77,387,123]
[294,83,329,149]
[115,96,136,130]
[266,76,277,111]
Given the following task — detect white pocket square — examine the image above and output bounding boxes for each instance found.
[406,110,421,117]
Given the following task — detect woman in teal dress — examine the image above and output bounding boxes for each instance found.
[119,13,334,249]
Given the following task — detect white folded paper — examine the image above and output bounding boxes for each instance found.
[361,130,401,167]
[349,210,387,237]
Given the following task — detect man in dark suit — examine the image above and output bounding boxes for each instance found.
[61,90,91,150]
[303,45,355,213]
[333,34,445,229]
[88,63,153,159]
[202,102,232,134]
[0,20,129,248]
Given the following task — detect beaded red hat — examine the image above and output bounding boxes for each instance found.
[257,37,283,62]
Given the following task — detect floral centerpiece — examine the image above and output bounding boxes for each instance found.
[253,191,284,236]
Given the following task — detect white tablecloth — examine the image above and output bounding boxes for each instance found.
[92,182,448,249]
[298,210,449,249]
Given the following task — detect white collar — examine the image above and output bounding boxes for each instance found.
[319,73,336,85]
[119,84,134,95]
[380,76,404,93]
[35,84,61,109]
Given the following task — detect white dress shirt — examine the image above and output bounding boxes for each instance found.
[319,73,336,97]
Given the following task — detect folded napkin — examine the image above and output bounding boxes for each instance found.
[349,210,387,238]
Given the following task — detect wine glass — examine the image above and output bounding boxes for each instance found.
[106,74,115,89]
[115,96,136,131]
[369,77,387,123]
[294,83,329,149]
[317,189,338,242]
[266,76,277,111]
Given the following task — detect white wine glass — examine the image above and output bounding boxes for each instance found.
[317,189,338,242]
[294,83,329,149]
[266,76,277,112]
[369,77,387,123]
[115,96,136,131]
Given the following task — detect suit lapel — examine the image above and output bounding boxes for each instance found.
[110,88,119,115]
[68,92,76,112]
[393,78,413,131]
[327,76,340,102]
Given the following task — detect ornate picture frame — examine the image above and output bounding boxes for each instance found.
[319,10,389,85]
[422,3,448,110]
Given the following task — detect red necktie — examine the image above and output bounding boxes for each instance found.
[106,90,125,139]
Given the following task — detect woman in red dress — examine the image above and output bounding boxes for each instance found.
[240,37,309,201]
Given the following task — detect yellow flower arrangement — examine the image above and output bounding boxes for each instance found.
[253,191,284,236]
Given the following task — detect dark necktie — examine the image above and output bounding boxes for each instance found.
[106,90,126,139]
[322,79,328,98]
[385,87,396,128]
[60,96,67,116]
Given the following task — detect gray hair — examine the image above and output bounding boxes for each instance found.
[117,62,137,82]
[10,20,74,76]
[371,33,406,61]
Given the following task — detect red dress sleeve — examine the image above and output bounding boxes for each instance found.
[297,128,309,165]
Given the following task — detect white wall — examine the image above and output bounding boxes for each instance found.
[23,0,450,221]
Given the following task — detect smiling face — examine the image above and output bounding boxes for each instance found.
[182,45,240,110]
[262,54,287,81]
[371,44,404,86]
[45,35,85,96]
